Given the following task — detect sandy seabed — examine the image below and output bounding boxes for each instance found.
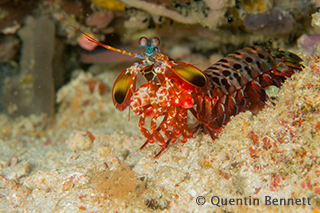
[0,56,320,213]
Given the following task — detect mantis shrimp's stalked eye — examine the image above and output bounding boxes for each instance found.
[151,37,160,48]
[139,37,149,48]
[139,36,160,56]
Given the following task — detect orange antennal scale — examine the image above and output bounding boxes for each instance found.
[70,25,145,59]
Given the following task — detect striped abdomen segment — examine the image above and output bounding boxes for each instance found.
[205,46,301,95]
[196,46,302,138]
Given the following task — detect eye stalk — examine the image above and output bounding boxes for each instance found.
[151,37,160,48]
[139,36,160,57]
[139,37,148,48]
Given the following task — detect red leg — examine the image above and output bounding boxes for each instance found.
[140,140,149,150]
[138,114,155,143]
[154,138,172,158]
[140,115,166,150]
[150,113,167,146]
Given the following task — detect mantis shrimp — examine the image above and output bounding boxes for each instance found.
[72,26,303,158]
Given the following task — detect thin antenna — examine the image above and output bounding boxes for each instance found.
[70,25,145,59]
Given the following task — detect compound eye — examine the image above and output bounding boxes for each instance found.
[139,37,148,48]
[151,37,160,48]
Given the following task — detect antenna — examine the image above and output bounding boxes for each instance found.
[70,25,145,59]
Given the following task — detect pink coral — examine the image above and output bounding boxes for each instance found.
[78,33,98,51]
[298,34,320,56]
[85,10,114,29]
